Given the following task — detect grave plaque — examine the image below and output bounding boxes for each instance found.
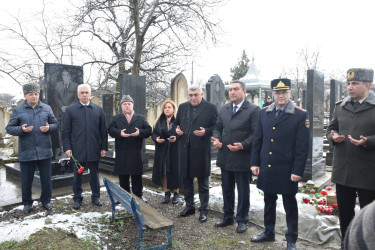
[304,69,325,181]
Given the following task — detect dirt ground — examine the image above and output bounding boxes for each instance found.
[0,186,338,250]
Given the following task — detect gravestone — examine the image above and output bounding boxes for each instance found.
[326,79,343,166]
[304,70,325,181]
[91,96,101,106]
[171,73,188,108]
[102,94,114,158]
[302,90,306,109]
[44,63,83,158]
[206,74,225,110]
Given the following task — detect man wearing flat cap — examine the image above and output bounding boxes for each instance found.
[6,83,58,214]
[250,78,310,250]
[108,95,152,201]
[327,68,375,246]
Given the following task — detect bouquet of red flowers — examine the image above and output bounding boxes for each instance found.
[70,155,85,174]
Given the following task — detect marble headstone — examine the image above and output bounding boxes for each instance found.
[44,63,83,158]
[171,73,188,108]
[206,74,225,110]
[304,69,325,181]
[102,94,114,127]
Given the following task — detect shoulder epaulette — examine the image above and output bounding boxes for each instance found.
[295,106,307,112]
[335,99,343,105]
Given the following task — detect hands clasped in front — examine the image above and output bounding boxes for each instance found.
[250,166,301,182]
[120,127,140,138]
[331,130,367,146]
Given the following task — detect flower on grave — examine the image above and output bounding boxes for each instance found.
[320,190,328,196]
[326,187,333,191]
[332,204,338,209]
[310,189,315,194]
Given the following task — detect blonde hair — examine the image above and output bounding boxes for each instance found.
[155,99,176,125]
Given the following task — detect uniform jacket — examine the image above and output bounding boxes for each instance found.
[62,101,108,162]
[327,91,375,191]
[6,100,58,162]
[108,112,152,175]
[151,115,181,188]
[172,99,218,178]
[251,101,310,194]
[213,99,259,172]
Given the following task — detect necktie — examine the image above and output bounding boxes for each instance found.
[276,109,282,118]
[353,101,360,111]
[232,105,238,115]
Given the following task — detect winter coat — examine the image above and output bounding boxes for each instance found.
[172,99,218,178]
[62,101,108,162]
[151,115,181,189]
[213,100,259,172]
[327,91,375,191]
[108,113,152,175]
[251,101,310,194]
[6,100,58,161]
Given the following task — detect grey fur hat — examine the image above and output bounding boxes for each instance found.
[347,68,374,83]
[22,83,40,95]
[120,95,134,104]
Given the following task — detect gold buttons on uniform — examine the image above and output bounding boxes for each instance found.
[272,127,275,130]
[269,152,272,155]
[271,139,274,142]
[268,164,271,167]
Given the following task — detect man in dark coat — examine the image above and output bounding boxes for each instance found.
[6,83,58,213]
[262,96,273,108]
[250,79,310,250]
[173,85,218,222]
[326,68,375,245]
[108,95,152,200]
[212,80,259,233]
[62,84,108,209]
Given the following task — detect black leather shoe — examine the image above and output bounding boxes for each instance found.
[73,201,81,210]
[236,222,247,233]
[172,193,180,204]
[250,232,275,243]
[42,203,53,211]
[286,242,297,250]
[23,205,32,214]
[92,199,103,206]
[161,192,171,204]
[199,212,207,223]
[178,208,195,217]
[215,218,234,227]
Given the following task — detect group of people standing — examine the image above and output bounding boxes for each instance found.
[6,67,375,250]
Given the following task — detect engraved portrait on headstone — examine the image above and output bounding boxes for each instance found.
[44,63,83,158]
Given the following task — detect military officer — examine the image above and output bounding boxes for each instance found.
[327,68,375,247]
[250,78,310,250]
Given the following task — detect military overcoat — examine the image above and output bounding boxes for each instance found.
[251,101,310,194]
[327,91,375,191]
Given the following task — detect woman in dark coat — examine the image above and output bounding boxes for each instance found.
[151,99,181,204]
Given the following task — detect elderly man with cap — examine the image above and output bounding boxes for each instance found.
[62,84,108,210]
[6,83,58,213]
[326,68,375,247]
[250,79,310,250]
[108,95,152,201]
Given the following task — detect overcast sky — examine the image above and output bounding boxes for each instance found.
[1,0,374,97]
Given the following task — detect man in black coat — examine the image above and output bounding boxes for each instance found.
[250,79,310,250]
[108,95,152,201]
[62,84,108,210]
[173,85,218,222]
[212,80,259,233]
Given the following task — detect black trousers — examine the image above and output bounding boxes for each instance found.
[264,193,298,243]
[73,161,100,202]
[119,174,143,198]
[183,176,209,213]
[336,184,375,239]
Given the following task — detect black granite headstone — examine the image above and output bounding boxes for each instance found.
[304,69,325,181]
[206,74,225,110]
[44,63,83,158]
[326,79,343,166]
[102,94,114,127]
